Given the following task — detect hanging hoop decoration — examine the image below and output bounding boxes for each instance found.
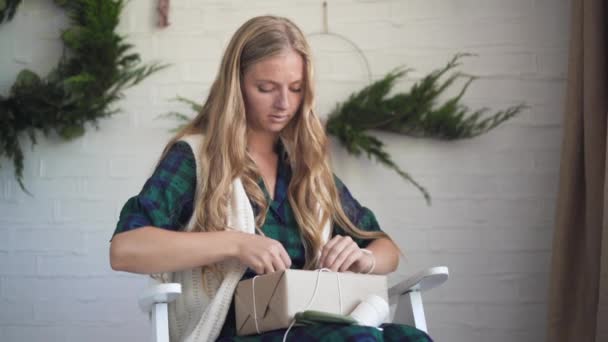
[306,1,430,201]
[306,2,373,84]
[0,0,166,193]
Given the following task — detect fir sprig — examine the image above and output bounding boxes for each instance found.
[0,0,167,192]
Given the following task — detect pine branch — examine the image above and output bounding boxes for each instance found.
[326,53,525,203]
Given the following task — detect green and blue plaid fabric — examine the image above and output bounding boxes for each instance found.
[113,141,432,342]
[113,141,382,245]
[217,323,432,342]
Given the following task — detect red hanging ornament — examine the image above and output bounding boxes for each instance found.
[158,0,170,28]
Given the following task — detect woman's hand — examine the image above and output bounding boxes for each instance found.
[318,235,373,273]
[233,232,292,275]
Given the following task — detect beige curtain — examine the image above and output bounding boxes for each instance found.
[546,0,607,341]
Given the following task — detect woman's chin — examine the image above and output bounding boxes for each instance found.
[264,121,290,133]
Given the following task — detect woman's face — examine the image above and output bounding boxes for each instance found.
[241,48,304,136]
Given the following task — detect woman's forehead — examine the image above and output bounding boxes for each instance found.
[246,50,304,83]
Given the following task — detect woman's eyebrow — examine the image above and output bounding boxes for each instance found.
[256,79,302,85]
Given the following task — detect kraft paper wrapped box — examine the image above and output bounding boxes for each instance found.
[234,269,388,336]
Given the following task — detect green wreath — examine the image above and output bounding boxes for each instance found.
[0,0,166,193]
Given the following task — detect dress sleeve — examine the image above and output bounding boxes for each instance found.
[333,175,383,248]
[111,141,196,240]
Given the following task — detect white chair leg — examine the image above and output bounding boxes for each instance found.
[151,303,170,342]
[138,282,181,342]
[393,290,428,333]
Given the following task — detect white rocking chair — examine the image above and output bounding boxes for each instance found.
[138,266,449,342]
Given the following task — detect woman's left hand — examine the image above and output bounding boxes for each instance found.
[318,235,372,273]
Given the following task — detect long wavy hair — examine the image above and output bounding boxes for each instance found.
[160,15,393,270]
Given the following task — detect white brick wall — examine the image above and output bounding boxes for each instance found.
[0,0,569,341]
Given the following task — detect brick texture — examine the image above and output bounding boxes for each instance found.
[0,0,569,341]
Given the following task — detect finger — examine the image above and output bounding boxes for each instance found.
[252,261,264,275]
[270,242,290,270]
[328,237,358,271]
[263,256,275,274]
[320,235,342,267]
[279,247,292,269]
[271,249,288,272]
[325,236,354,268]
[329,242,358,271]
[339,248,362,272]
[271,256,285,272]
[319,237,337,267]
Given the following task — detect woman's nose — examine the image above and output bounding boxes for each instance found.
[274,89,289,110]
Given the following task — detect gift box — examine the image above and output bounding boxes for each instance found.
[234,269,388,336]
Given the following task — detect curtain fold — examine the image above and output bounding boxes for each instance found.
[546,0,607,341]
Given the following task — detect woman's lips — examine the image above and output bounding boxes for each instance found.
[269,114,289,122]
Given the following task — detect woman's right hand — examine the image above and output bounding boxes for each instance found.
[233,232,291,275]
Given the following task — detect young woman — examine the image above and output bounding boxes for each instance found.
[110,15,432,342]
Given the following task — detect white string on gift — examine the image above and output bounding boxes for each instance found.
[251,269,343,337]
[251,267,388,341]
[250,248,377,339]
[251,274,262,335]
[280,268,342,342]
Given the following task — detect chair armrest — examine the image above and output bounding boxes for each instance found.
[389,266,449,298]
[138,283,182,313]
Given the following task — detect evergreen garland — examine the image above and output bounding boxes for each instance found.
[326,54,525,203]
[0,0,166,193]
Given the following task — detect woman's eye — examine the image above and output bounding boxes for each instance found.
[290,88,302,93]
[258,86,274,93]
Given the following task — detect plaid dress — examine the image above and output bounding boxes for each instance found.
[113,141,432,342]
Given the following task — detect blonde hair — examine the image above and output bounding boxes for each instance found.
[161,15,392,270]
